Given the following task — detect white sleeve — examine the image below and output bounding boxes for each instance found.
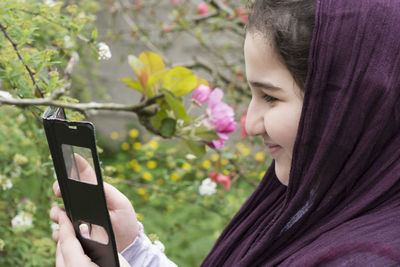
[120,222,178,267]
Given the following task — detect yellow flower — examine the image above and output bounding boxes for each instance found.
[211,154,219,162]
[137,188,147,195]
[146,151,154,158]
[255,152,264,161]
[259,171,265,180]
[156,178,164,185]
[121,142,130,151]
[129,129,139,139]
[223,169,230,176]
[202,160,211,169]
[110,131,119,140]
[136,213,144,221]
[147,161,157,169]
[142,172,153,181]
[182,163,191,170]
[148,140,159,150]
[170,173,179,181]
[221,159,229,166]
[133,142,142,150]
[129,160,141,172]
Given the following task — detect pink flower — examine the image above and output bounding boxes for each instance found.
[197,2,210,15]
[208,133,228,149]
[203,88,237,149]
[209,172,232,190]
[192,84,211,104]
[240,109,248,137]
[236,8,249,24]
[171,0,180,3]
[207,89,237,134]
[208,88,224,109]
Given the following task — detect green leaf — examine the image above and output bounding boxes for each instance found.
[160,118,176,138]
[163,90,188,120]
[181,138,206,157]
[128,55,148,89]
[91,28,98,41]
[146,69,168,97]
[194,126,219,142]
[162,66,198,97]
[139,51,165,76]
[120,77,143,92]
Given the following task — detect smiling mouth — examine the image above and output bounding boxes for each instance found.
[267,145,281,155]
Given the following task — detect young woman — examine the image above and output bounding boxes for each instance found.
[50,0,400,265]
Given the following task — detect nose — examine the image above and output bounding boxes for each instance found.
[245,98,266,136]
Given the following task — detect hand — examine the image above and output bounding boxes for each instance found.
[50,153,139,252]
[54,208,131,267]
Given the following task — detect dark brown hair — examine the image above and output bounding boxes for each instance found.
[246,0,316,90]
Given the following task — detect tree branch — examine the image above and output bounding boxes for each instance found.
[0,94,164,115]
[0,22,44,98]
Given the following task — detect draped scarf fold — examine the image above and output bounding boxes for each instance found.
[201,0,400,266]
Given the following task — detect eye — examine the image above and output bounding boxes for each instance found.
[262,94,278,103]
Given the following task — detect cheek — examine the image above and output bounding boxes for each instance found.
[264,108,300,150]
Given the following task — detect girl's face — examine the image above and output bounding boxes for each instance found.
[244,32,304,185]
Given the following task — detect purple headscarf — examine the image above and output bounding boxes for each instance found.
[202,0,400,265]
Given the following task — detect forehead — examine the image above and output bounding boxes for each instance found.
[244,32,288,81]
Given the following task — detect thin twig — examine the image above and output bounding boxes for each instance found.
[0,94,164,114]
[0,22,44,98]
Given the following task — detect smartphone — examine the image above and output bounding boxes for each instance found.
[43,106,119,267]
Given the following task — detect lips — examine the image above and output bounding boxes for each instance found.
[264,142,281,155]
[268,145,281,155]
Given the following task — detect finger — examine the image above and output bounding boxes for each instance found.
[50,206,65,223]
[103,182,134,212]
[53,181,61,197]
[73,153,97,184]
[53,229,60,242]
[79,223,90,239]
[58,211,96,266]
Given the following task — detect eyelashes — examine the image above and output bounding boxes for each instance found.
[262,94,278,103]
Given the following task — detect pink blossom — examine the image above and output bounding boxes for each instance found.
[209,172,232,190]
[208,133,228,149]
[171,0,180,3]
[236,8,249,24]
[197,2,210,15]
[203,88,237,149]
[208,88,224,109]
[192,84,211,104]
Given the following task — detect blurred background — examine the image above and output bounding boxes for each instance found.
[0,0,272,266]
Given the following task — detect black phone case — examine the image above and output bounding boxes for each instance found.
[43,107,119,267]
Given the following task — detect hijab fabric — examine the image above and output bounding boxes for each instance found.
[202,0,400,265]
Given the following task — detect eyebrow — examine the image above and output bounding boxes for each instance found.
[248,81,283,91]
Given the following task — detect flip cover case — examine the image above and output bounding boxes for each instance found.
[42,106,119,267]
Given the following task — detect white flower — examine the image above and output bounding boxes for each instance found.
[51,222,59,231]
[199,178,217,196]
[2,179,13,190]
[0,90,12,99]
[63,35,75,49]
[11,212,33,229]
[97,42,112,60]
[44,0,56,7]
[185,154,197,160]
[153,240,165,253]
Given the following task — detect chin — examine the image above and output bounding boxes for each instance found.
[275,163,290,186]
